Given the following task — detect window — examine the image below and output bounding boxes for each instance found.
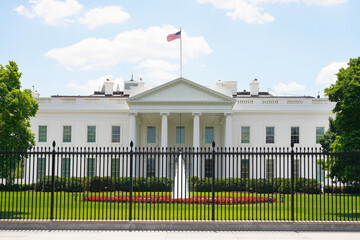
[241,158,249,178]
[147,126,156,143]
[61,158,70,178]
[147,158,156,177]
[205,127,214,144]
[87,126,96,143]
[241,126,250,144]
[37,158,46,180]
[176,126,185,144]
[111,158,120,177]
[205,158,212,178]
[266,158,276,178]
[87,158,96,177]
[63,126,71,143]
[292,159,300,178]
[291,127,300,144]
[266,127,275,144]
[316,163,325,183]
[316,127,325,144]
[38,126,47,142]
[112,126,120,143]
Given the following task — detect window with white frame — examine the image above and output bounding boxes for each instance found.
[61,158,70,178]
[241,126,250,144]
[87,126,96,143]
[266,127,275,144]
[176,126,185,144]
[37,158,46,180]
[266,158,276,178]
[205,127,214,144]
[63,125,71,143]
[111,158,120,177]
[147,158,155,177]
[147,126,156,143]
[291,127,300,144]
[38,125,47,142]
[316,127,325,144]
[87,158,96,177]
[112,126,120,143]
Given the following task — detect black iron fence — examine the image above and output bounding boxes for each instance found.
[0,141,359,221]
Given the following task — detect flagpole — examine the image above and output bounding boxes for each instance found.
[180,26,182,78]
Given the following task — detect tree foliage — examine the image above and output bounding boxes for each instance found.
[322,57,360,183]
[0,61,39,182]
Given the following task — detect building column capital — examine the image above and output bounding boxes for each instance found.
[129,111,138,116]
[160,112,170,116]
[224,112,232,117]
[192,112,202,117]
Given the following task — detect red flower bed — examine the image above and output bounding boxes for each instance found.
[82,195,276,204]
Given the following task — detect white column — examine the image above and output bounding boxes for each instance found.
[192,113,201,177]
[224,113,232,148]
[224,113,233,177]
[129,113,137,147]
[129,112,137,177]
[160,112,169,177]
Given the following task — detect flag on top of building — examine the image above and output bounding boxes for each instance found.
[167,31,181,42]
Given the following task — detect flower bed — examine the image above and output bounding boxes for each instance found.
[82,195,276,204]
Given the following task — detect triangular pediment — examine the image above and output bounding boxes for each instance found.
[127,78,236,104]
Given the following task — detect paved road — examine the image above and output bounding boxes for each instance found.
[0,230,360,240]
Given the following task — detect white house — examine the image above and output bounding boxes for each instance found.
[25,77,335,182]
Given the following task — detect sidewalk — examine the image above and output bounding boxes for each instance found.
[1,230,360,240]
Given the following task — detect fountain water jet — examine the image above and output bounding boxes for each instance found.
[173,153,189,199]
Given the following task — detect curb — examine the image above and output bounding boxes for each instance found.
[1,220,360,232]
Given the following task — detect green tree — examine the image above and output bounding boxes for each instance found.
[319,117,339,153]
[323,57,360,183]
[0,61,39,183]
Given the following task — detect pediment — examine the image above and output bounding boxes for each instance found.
[127,78,235,104]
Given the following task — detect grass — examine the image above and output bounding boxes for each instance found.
[1,191,360,221]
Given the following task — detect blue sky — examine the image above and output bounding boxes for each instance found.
[1,0,359,97]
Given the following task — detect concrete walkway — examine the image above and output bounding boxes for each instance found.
[0,230,360,240]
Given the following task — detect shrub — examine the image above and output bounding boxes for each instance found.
[88,176,115,192]
[278,179,291,194]
[36,176,63,192]
[64,177,85,192]
[342,185,360,194]
[295,178,321,194]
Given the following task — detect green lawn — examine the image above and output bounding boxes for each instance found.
[1,191,359,221]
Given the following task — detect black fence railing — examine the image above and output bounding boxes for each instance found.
[0,141,359,221]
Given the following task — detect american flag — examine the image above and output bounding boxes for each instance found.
[167,31,181,42]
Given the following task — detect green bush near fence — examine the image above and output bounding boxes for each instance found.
[1,176,354,194]
[189,177,322,194]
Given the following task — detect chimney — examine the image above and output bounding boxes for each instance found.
[32,90,40,99]
[103,79,114,95]
[250,78,259,96]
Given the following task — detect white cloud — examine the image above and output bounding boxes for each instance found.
[197,0,275,24]
[67,75,124,94]
[197,0,347,24]
[14,0,83,26]
[273,81,306,93]
[45,25,212,70]
[316,61,347,86]
[79,6,130,29]
[136,59,179,85]
[302,0,347,7]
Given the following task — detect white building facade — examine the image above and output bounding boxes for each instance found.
[31,77,334,150]
[24,77,335,182]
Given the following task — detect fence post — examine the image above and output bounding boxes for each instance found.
[129,141,133,221]
[50,140,56,220]
[212,141,216,221]
[290,142,294,221]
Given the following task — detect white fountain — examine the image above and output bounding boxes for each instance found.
[173,154,189,199]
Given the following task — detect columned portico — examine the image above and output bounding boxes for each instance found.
[224,112,233,177]
[160,112,169,149]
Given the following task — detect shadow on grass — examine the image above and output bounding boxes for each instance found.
[0,211,30,219]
